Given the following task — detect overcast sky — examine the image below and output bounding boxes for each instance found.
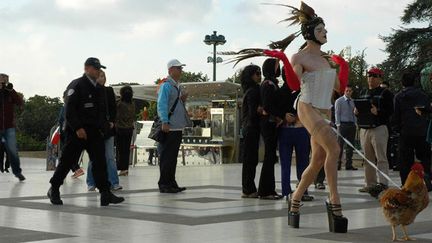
[0,0,421,99]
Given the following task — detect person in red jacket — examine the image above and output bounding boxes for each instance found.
[0,73,25,181]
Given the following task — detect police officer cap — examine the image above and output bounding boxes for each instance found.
[85,57,106,69]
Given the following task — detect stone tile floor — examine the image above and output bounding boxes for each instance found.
[0,158,430,243]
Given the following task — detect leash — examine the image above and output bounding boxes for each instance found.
[328,121,401,189]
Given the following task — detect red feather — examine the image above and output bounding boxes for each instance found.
[331,55,349,93]
[263,50,300,91]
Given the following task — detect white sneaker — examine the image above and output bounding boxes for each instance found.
[111,185,123,191]
[88,186,96,191]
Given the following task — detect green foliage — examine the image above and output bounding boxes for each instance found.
[154,71,210,84]
[111,82,140,86]
[347,49,369,96]
[180,71,209,83]
[380,0,432,87]
[401,0,432,24]
[147,101,157,120]
[16,132,46,151]
[16,95,63,149]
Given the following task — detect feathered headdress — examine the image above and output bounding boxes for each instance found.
[220,2,348,92]
[266,1,325,50]
[220,1,324,66]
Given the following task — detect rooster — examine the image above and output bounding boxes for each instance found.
[379,163,429,241]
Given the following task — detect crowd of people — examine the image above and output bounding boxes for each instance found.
[0,0,429,236]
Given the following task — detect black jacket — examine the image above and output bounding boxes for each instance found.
[65,74,108,132]
[277,83,298,116]
[260,79,284,121]
[392,86,429,137]
[242,85,260,129]
[356,86,394,128]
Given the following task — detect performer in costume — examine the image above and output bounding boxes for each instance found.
[222,1,349,233]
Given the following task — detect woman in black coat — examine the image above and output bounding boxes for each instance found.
[240,64,262,198]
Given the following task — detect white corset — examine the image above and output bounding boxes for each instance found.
[298,69,336,110]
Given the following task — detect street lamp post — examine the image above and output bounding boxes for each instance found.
[204,31,226,81]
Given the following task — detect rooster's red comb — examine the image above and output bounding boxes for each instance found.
[411,162,424,171]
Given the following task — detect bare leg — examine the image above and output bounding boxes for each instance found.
[293,102,341,209]
[291,136,325,211]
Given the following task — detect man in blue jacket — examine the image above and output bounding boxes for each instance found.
[157,59,191,193]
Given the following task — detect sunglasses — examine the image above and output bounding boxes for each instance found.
[255,71,261,76]
[368,73,381,78]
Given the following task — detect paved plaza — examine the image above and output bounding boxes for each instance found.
[0,158,431,243]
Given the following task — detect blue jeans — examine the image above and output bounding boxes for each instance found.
[86,136,119,187]
[278,127,310,196]
[0,128,22,176]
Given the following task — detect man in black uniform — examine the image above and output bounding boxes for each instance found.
[47,57,124,206]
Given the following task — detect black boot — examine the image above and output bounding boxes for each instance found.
[288,195,301,228]
[325,200,348,233]
[47,187,63,205]
[100,191,125,206]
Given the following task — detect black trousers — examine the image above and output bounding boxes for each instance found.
[158,131,182,189]
[337,122,356,168]
[399,135,431,185]
[50,127,109,191]
[116,128,134,171]
[0,143,10,171]
[258,120,278,196]
[241,126,260,194]
[61,133,80,172]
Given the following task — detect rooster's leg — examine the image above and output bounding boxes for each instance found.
[401,225,415,241]
[391,225,398,241]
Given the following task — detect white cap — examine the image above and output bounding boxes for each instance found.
[167,59,186,69]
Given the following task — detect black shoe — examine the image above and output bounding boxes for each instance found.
[315,183,326,190]
[368,183,388,198]
[16,174,25,181]
[325,200,348,233]
[100,191,125,206]
[301,194,314,201]
[345,167,358,171]
[159,187,181,193]
[5,168,9,173]
[47,187,63,205]
[176,186,187,192]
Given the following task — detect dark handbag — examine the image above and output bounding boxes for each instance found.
[148,87,180,142]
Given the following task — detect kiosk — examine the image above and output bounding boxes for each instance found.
[114,81,242,166]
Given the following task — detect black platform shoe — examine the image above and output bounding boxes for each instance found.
[288,195,302,228]
[325,200,348,233]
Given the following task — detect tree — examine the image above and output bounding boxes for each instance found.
[179,71,210,83]
[16,95,63,142]
[111,82,140,86]
[154,71,210,84]
[347,49,369,96]
[380,0,432,85]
